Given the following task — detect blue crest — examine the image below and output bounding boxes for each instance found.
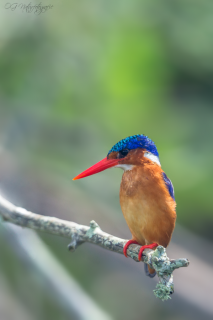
[162,172,175,200]
[107,134,159,157]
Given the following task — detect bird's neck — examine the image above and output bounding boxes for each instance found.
[119,163,163,198]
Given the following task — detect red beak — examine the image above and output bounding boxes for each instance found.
[73,157,119,180]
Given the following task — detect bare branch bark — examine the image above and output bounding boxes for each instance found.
[0,195,189,301]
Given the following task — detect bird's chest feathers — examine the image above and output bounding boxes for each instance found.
[119,166,163,236]
[120,166,153,202]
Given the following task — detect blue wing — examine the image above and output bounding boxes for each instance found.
[162,172,175,200]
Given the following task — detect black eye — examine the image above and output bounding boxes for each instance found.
[117,149,129,159]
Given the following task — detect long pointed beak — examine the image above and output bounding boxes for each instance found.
[73,157,119,180]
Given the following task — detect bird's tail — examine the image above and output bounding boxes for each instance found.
[144,263,156,278]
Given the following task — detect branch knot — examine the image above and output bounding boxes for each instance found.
[90,220,100,229]
[0,194,189,302]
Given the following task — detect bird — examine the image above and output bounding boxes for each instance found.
[73,134,176,277]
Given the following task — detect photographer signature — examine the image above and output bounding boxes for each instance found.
[5,2,53,14]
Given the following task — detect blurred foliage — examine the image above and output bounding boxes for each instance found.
[1,0,213,239]
[0,0,213,319]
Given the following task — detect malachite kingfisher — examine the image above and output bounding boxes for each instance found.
[73,134,176,277]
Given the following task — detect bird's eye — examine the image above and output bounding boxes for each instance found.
[117,149,129,159]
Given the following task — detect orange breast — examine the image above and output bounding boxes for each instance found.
[119,163,176,247]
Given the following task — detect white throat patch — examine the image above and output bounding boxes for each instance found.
[144,152,161,166]
[115,164,134,172]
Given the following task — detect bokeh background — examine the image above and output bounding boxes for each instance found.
[0,0,213,319]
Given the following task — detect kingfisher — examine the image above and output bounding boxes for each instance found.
[73,134,176,277]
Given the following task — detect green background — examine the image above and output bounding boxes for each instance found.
[0,0,213,319]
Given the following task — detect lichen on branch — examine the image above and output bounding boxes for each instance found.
[0,195,189,300]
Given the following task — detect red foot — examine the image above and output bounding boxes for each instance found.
[123,240,139,257]
[138,243,158,261]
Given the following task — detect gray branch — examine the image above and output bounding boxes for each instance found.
[0,195,189,301]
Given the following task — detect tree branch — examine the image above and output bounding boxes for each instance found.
[0,195,189,301]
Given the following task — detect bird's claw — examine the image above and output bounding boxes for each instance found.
[138,243,158,261]
[123,240,139,257]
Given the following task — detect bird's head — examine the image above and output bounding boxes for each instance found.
[73,134,160,180]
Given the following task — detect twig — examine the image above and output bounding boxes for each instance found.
[0,195,189,301]
[2,223,112,320]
